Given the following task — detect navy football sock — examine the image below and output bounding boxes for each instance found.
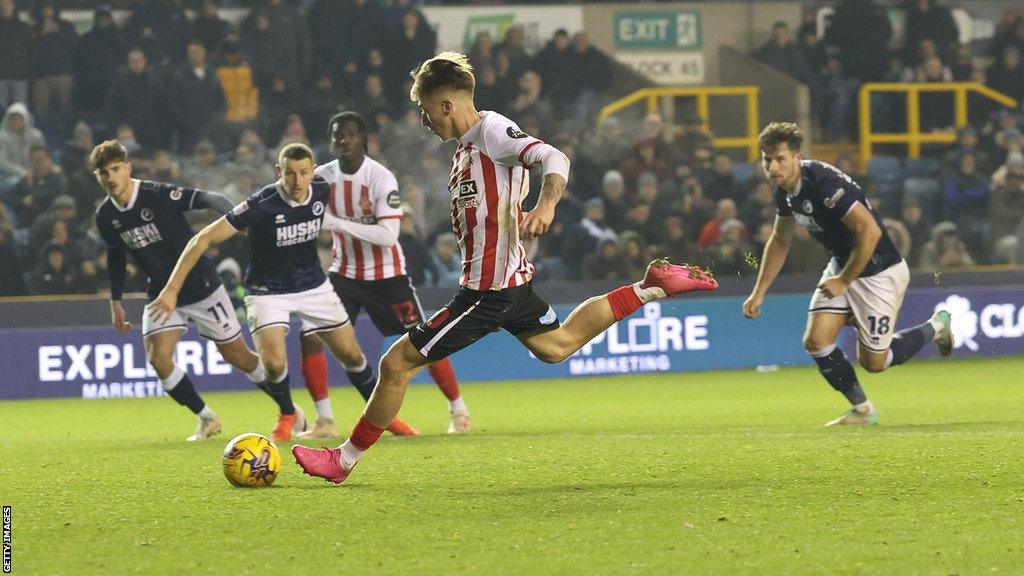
[162,371,206,415]
[264,373,296,415]
[346,362,377,402]
[811,347,867,405]
[888,322,936,366]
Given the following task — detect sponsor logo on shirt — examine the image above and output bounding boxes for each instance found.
[276,218,322,247]
[120,223,162,249]
[386,190,401,209]
[823,188,845,209]
[506,126,529,139]
[455,180,479,210]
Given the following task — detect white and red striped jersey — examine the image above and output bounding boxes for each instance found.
[316,157,406,281]
[449,111,557,291]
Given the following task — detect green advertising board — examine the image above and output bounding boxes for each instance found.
[614,11,702,50]
[462,13,516,50]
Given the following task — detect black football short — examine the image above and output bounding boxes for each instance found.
[407,282,560,361]
[329,274,425,336]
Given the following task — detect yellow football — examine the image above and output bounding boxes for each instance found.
[222,433,281,488]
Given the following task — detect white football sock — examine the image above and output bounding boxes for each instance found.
[632,281,665,303]
[314,398,334,420]
[244,359,267,383]
[339,439,363,470]
[160,366,185,391]
[198,406,216,420]
[853,400,875,414]
[449,396,468,413]
[928,317,944,339]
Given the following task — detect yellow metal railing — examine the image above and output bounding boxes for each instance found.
[597,86,761,161]
[859,82,1017,169]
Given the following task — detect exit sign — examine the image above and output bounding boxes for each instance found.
[614,11,701,50]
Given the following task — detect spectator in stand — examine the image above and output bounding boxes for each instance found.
[496,26,530,78]
[28,243,81,295]
[618,230,649,279]
[0,221,25,296]
[169,41,227,153]
[989,15,1024,60]
[10,145,67,226]
[901,201,932,267]
[582,238,629,281]
[256,75,297,145]
[0,0,31,111]
[334,0,384,83]
[429,232,461,288]
[222,170,256,204]
[150,149,181,183]
[660,216,695,264]
[991,126,1024,169]
[467,32,495,71]
[28,192,79,249]
[72,6,127,113]
[618,137,671,192]
[243,8,306,93]
[920,221,975,270]
[902,56,954,132]
[507,71,554,130]
[821,56,860,141]
[740,181,777,231]
[569,33,612,130]
[702,153,746,203]
[598,169,629,231]
[106,47,171,151]
[31,3,78,119]
[397,211,435,287]
[754,21,815,86]
[303,71,346,147]
[0,103,45,190]
[533,29,577,116]
[987,156,1024,252]
[942,126,992,177]
[667,115,714,164]
[182,140,228,191]
[986,47,1024,104]
[942,152,990,253]
[697,198,740,250]
[620,201,657,245]
[192,0,229,55]
[384,8,435,103]
[948,44,974,81]
[798,22,828,85]
[706,218,753,276]
[359,75,391,122]
[823,0,892,83]
[124,0,190,69]
[903,0,959,62]
[883,218,913,262]
[561,198,617,280]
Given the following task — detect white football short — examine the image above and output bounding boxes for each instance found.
[809,258,910,352]
[142,285,243,343]
[244,279,349,335]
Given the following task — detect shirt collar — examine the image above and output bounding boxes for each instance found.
[276,182,313,207]
[111,179,141,212]
[457,111,487,146]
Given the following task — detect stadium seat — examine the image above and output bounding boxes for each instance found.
[903,176,942,220]
[867,156,904,207]
[731,161,757,184]
[217,66,259,123]
[904,157,940,178]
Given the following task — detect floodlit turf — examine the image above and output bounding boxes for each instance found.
[2,357,1023,575]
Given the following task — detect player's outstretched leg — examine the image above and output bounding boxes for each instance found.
[886,310,953,366]
[519,259,718,365]
[145,330,222,442]
[804,313,877,426]
[293,335,429,484]
[428,358,471,433]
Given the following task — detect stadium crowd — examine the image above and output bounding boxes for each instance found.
[0,0,1023,298]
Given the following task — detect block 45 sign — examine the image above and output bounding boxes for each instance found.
[615,11,701,50]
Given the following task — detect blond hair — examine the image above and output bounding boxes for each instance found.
[409,51,475,102]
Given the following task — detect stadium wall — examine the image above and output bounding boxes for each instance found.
[2,275,1021,401]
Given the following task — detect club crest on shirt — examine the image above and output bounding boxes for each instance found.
[312,201,324,216]
[169,187,183,201]
[111,219,121,228]
[823,188,845,209]
[802,199,813,214]
[141,208,154,222]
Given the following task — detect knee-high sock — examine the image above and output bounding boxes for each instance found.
[345,357,376,402]
[301,351,330,401]
[809,345,868,406]
[161,366,207,415]
[887,322,936,367]
[264,371,296,415]
[606,282,664,321]
[339,416,386,469]
[428,358,461,402]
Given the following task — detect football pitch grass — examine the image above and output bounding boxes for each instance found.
[2,357,1023,575]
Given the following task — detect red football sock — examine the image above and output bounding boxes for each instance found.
[606,284,643,321]
[349,416,386,451]
[300,351,329,402]
[427,358,461,401]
